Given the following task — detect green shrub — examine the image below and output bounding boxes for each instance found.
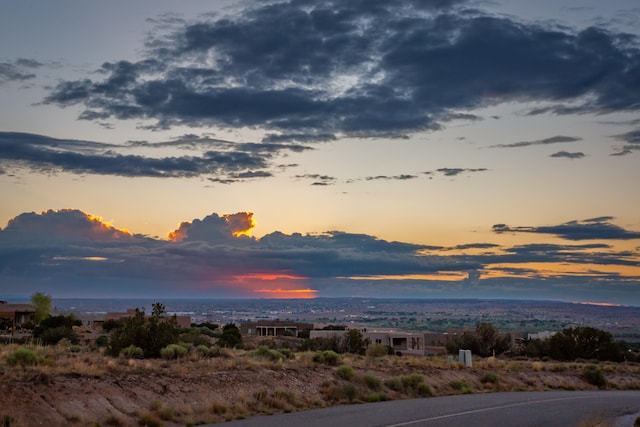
[6,347,40,367]
[416,383,433,397]
[336,365,356,380]
[137,412,162,427]
[313,350,341,366]
[384,374,431,397]
[160,344,188,360]
[384,376,403,391]
[366,343,389,358]
[217,323,242,348]
[401,373,424,390]
[106,307,180,358]
[250,345,291,362]
[122,345,143,359]
[449,380,473,394]
[365,392,388,402]
[196,344,221,358]
[583,365,606,388]
[363,374,382,390]
[96,335,109,347]
[325,383,358,403]
[480,372,500,384]
[39,326,79,345]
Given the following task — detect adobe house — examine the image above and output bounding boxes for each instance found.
[240,320,313,338]
[0,301,36,330]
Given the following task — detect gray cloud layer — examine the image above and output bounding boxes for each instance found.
[1,210,638,301]
[0,131,309,180]
[0,59,42,85]
[493,217,640,240]
[42,0,640,141]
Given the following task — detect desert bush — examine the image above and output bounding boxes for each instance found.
[107,307,180,358]
[196,345,221,358]
[480,372,500,384]
[137,412,162,427]
[384,376,403,391]
[249,346,291,362]
[6,347,40,367]
[160,344,188,360]
[103,414,126,426]
[415,382,433,397]
[324,383,358,403]
[179,329,211,347]
[449,380,473,394]
[313,350,341,366]
[365,392,388,402]
[336,364,356,380]
[217,323,242,348]
[384,374,432,397]
[121,345,143,359]
[96,335,109,347]
[401,373,424,390]
[39,326,79,346]
[401,374,432,397]
[362,374,382,390]
[583,365,607,388]
[366,343,389,358]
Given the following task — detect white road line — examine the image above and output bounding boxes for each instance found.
[385,394,596,427]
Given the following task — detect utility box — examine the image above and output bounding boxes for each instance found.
[459,349,472,367]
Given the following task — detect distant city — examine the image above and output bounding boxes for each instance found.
[36,297,640,344]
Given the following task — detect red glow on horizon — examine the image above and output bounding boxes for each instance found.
[575,301,621,307]
[232,272,314,298]
[254,288,318,299]
[235,273,306,281]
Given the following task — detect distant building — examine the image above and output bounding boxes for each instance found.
[528,331,556,340]
[240,320,313,338]
[310,327,454,356]
[0,301,35,330]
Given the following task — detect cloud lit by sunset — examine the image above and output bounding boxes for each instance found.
[0,0,639,305]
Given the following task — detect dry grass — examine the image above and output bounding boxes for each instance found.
[1,341,639,426]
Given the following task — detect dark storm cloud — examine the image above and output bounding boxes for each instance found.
[491,135,582,149]
[1,209,638,300]
[493,217,640,240]
[0,131,307,179]
[43,1,640,138]
[550,151,585,159]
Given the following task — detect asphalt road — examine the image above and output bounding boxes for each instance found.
[220,391,640,427]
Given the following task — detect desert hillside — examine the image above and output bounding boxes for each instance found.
[1,341,639,427]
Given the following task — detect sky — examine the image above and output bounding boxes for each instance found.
[1,0,639,304]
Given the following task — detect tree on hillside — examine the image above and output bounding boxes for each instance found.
[446,323,512,357]
[106,307,180,358]
[31,291,51,324]
[341,329,369,355]
[33,314,81,345]
[217,323,242,348]
[548,326,623,362]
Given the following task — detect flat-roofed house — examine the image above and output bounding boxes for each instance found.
[0,301,35,329]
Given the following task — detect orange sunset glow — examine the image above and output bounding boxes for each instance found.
[232,272,315,298]
[254,288,318,299]
[345,272,468,282]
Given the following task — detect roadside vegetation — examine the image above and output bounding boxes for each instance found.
[0,297,638,426]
